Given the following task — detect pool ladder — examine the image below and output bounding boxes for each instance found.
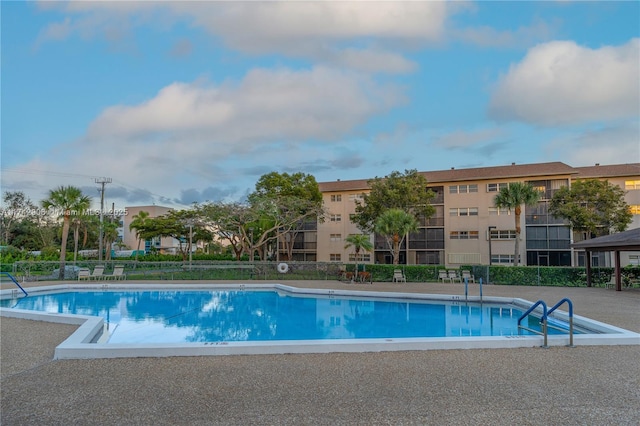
[1,272,28,297]
[517,298,574,348]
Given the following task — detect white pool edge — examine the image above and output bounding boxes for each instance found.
[2,283,639,359]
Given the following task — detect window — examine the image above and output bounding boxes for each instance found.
[488,207,510,215]
[490,229,516,240]
[330,253,341,261]
[531,185,546,194]
[330,194,342,202]
[487,183,508,192]
[449,184,478,194]
[330,214,342,222]
[349,253,371,262]
[629,255,640,266]
[625,180,640,190]
[348,194,364,201]
[630,205,640,215]
[491,254,515,264]
[330,234,342,241]
[450,231,479,239]
[450,207,478,216]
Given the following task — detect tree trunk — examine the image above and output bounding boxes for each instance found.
[73,225,79,264]
[354,248,360,279]
[58,213,70,280]
[514,206,522,266]
[392,233,400,265]
[136,239,141,261]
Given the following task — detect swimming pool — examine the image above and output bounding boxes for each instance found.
[1,288,571,343]
[1,283,638,358]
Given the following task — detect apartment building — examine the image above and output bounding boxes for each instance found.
[311,162,640,268]
[122,205,183,255]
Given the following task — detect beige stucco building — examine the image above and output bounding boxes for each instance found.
[122,205,182,254]
[310,162,640,268]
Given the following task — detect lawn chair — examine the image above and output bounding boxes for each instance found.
[89,265,105,280]
[438,270,448,283]
[447,270,461,283]
[392,269,406,283]
[77,268,90,281]
[461,270,475,283]
[104,265,126,280]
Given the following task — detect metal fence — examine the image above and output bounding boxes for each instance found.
[6,260,346,282]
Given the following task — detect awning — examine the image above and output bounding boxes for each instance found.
[571,228,640,291]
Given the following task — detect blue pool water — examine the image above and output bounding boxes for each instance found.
[2,290,570,343]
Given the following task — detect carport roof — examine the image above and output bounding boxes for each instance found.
[571,228,640,251]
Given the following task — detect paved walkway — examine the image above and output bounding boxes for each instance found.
[2,281,639,425]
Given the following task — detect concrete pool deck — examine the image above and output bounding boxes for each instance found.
[2,280,640,424]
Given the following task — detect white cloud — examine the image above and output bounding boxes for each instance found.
[489,38,640,126]
[35,1,452,73]
[453,18,559,48]
[547,121,640,166]
[3,66,405,206]
[87,67,405,146]
[182,2,448,49]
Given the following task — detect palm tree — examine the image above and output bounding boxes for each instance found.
[42,186,92,279]
[374,209,419,265]
[71,212,92,264]
[344,233,374,279]
[102,220,119,261]
[493,182,542,266]
[129,210,150,262]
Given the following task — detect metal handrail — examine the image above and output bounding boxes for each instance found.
[517,300,548,347]
[1,272,28,297]
[547,298,574,347]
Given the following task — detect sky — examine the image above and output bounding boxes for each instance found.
[2,1,639,211]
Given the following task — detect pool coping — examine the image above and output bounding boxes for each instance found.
[2,283,639,359]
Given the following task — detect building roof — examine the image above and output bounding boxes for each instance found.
[419,161,575,183]
[319,161,576,192]
[318,178,370,192]
[571,228,640,251]
[573,163,640,179]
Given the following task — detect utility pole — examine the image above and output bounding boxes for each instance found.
[95,177,112,262]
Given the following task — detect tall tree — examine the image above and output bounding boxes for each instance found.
[129,210,151,261]
[199,202,253,260]
[374,209,419,265]
[549,179,632,237]
[71,211,93,264]
[353,169,435,233]
[41,186,92,279]
[251,171,323,261]
[1,191,37,245]
[493,182,542,266]
[102,220,119,261]
[344,234,374,278]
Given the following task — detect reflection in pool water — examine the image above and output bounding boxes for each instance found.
[3,290,570,344]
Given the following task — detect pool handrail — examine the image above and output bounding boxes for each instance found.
[517,300,548,347]
[547,298,574,347]
[1,272,28,297]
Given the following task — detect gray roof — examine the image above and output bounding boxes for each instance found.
[571,228,640,251]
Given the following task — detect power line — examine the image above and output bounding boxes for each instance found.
[3,167,190,208]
